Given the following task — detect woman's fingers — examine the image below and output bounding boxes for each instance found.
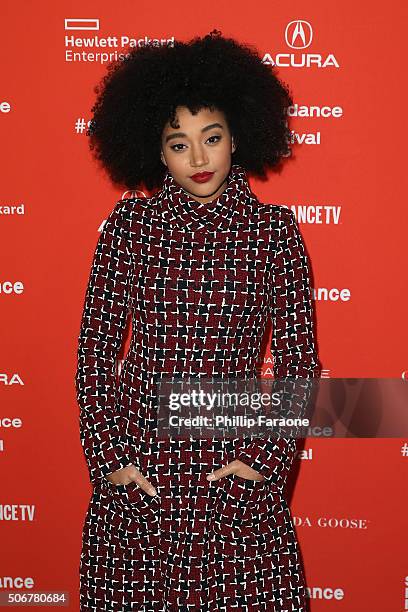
[106,464,135,485]
[132,471,157,496]
[206,459,265,482]
[106,465,157,495]
[206,460,242,481]
[235,463,265,481]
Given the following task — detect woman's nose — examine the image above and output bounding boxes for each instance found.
[190,144,208,166]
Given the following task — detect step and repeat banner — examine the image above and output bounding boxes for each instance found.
[1,1,407,610]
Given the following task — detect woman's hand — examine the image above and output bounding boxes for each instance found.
[105,464,157,496]
[206,459,265,482]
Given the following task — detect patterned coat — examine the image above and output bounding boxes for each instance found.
[75,164,320,611]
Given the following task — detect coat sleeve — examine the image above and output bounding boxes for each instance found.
[75,199,134,485]
[235,208,321,489]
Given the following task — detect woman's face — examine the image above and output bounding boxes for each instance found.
[160,105,236,204]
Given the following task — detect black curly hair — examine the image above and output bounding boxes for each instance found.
[87,29,294,192]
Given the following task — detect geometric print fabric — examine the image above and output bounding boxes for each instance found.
[75,163,320,610]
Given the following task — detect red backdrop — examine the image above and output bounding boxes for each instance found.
[1,1,407,609]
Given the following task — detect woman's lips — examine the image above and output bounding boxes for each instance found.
[190,172,214,183]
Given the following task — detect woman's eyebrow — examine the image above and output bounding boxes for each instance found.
[165,123,224,143]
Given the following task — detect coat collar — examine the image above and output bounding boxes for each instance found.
[157,164,257,233]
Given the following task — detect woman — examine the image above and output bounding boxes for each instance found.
[75,30,320,611]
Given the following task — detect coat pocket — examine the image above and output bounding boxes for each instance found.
[209,473,275,558]
[104,479,161,539]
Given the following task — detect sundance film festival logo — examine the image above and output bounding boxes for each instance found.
[0,281,24,295]
[263,20,339,68]
[0,505,35,521]
[306,585,344,601]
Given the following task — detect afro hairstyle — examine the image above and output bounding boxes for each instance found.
[87,29,294,192]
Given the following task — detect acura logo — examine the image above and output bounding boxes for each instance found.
[122,189,147,199]
[285,20,313,49]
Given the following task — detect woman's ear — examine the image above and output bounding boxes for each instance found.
[160,149,167,166]
[231,137,237,154]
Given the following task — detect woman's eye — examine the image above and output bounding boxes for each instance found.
[207,135,221,144]
[169,135,221,152]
